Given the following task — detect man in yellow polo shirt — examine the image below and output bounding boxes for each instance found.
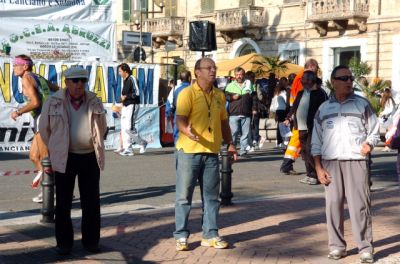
[174,57,238,251]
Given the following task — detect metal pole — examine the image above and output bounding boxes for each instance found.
[220,149,233,206]
[166,50,169,79]
[40,157,55,223]
[139,6,143,62]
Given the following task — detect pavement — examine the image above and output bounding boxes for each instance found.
[0,144,399,264]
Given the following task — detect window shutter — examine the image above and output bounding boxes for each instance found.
[201,0,214,13]
[239,0,253,7]
[165,0,177,17]
[122,0,131,22]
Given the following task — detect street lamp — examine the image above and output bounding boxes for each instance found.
[132,0,165,62]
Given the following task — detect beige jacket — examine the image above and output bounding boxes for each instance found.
[39,89,107,173]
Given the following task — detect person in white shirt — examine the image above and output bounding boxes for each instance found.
[270,77,289,148]
[380,88,397,151]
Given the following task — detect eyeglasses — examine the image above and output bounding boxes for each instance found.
[197,66,217,71]
[333,75,354,82]
[68,78,88,83]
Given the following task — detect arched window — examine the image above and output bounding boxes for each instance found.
[239,44,256,56]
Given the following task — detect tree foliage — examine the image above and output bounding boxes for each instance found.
[359,78,389,114]
[348,57,372,79]
[251,55,290,77]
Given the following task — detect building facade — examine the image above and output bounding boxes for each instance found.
[115,0,400,89]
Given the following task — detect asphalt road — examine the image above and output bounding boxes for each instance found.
[0,142,398,216]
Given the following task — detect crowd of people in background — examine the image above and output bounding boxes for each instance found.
[166,58,381,263]
[162,57,400,188]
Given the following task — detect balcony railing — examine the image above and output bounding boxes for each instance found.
[142,16,185,38]
[215,6,265,31]
[307,0,369,21]
[306,0,369,35]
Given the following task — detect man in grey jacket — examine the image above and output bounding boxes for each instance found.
[311,65,379,263]
[39,67,107,255]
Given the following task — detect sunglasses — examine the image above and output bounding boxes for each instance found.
[68,78,88,83]
[333,75,354,82]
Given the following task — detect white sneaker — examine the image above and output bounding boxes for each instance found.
[360,252,374,263]
[175,237,189,251]
[327,249,347,260]
[245,145,255,153]
[32,192,43,203]
[119,150,134,156]
[139,142,147,154]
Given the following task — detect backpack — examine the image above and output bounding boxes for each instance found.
[31,73,53,118]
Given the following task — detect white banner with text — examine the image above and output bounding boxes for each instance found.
[0,0,116,22]
[0,19,116,61]
[0,58,161,152]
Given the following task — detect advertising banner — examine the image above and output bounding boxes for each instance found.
[0,104,162,152]
[0,58,162,152]
[0,19,115,61]
[0,0,116,61]
[0,0,116,22]
[106,104,163,151]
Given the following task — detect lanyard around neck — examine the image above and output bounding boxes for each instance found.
[201,89,213,133]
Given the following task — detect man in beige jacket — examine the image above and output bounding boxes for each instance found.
[39,67,107,255]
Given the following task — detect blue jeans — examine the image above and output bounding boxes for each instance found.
[229,116,251,155]
[174,150,220,239]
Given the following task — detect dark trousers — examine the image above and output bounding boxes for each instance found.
[298,130,317,179]
[251,114,260,143]
[130,104,137,132]
[55,152,100,249]
[280,158,294,172]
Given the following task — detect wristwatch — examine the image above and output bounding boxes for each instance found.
[16,109,22,116]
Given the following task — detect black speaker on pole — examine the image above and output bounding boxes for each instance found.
[189,21,217,52]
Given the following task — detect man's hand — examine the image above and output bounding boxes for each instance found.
[283,119,290,126]
[316,167,331,186]
[121,95,127,102]
[11,110,19,121]
[360,142,372,156]
[231,94,240,100]
[184,123,199,141]
[227,144,238,162]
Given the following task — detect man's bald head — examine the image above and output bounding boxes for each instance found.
[194,57,217,88]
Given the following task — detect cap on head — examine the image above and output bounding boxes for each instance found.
[64,67,88,79]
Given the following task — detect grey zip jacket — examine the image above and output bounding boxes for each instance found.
[311,93,380,160]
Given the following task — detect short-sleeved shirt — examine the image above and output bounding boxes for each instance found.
[175,82,228,154]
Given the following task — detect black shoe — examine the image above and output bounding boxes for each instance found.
[281,169,298,175]
[55,247,71,255]
[83,245,100,253]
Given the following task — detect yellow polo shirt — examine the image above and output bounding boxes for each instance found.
[175,82,228,154]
